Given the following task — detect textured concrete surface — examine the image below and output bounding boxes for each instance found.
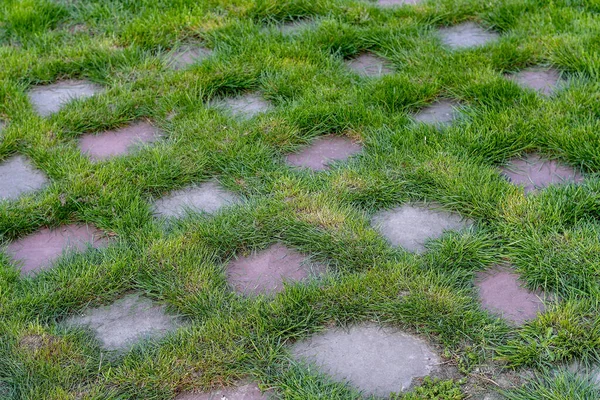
[65,293,180,351]
[508,68,563,95]
[167,46,212,70]
[500,153,584,193]
[79,121,162,161]
[0,155,49,201]
[346,53,393,77]
[476,266,545,325]
[176,382,268,400]
[291,324,440,396]
[6,224,108,275]
[285,135,362,171]
[439,22,499,49]
[377,0,421,6]
[413,100,458,125]
[222,93,272,119]
[371,204,472,253]
[227,243,324,295]
[28,80,102,116]
[153,181,239,218]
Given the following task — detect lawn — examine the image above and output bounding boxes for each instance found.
[1,0,600,399]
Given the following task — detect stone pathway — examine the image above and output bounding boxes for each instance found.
[64,293,181,351]
[0,155,48,201]
[79,121,162,161]
[152,181,240,218]
[291,324,440,396]
[6,224,108,275]
[500,153,584,193]
[285,135,362,171]
[371,204,472,253]
[226,243,325,295]
[28,80,103,116]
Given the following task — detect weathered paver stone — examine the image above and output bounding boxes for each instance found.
[500,153,584,193]
[28,80,103,116]
[377,0,421,6]
[278,19,315,35]
[65,293,180,351]
[167,45,212,70]
[291,324,440,396]
[285,135,362,171]
[439,22,499,49]
[371,204,472,253]
[176,382,268,400]
[6,224,108,275]
[413,100,458,125]
[346,52,393,77]
[221,93,272,119]
[79,121,162,161]
[0,155,49,201]
[476,266,545,325]
[507,68,563,95]
[227,243,324,295]
[152,181,239,218]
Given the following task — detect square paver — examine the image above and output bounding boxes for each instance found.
[500,153,584,193]
[346,52,393,77]
[0,155,49,201]
[291,324,440,396]
[28,80,103,117]
[507,68,563,96]
[371,204,473,253]
[226,243,325,295]
[6,224,108,276]
[152,181,240,218]
[64,293,181,351]
[412,100,458,125]
[285,135,363,171]
[476,266,545,325]
[220,93,272,119]
[439,22,499,49]
[166,45,213,70]
[79,121,163,161]
[176,382,269,400]
[376,0,421,6]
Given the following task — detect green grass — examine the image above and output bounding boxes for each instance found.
[1,0,600,398]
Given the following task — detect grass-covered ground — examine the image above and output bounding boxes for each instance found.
[2,0,600,398]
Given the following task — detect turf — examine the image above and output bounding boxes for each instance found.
[1,0,600,398]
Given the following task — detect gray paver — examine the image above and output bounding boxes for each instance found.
[28,80,102,116]
[153,181,239,218]
[285,135,362,171]
[439,22,499,49]
[0,155,49,201]
[291,324,440,396]
[507,68,563,95]
[176,382,268,400]
[346,53,393,77]
[167,45,213,70]
[413,100,458,125]
[221,93,272,119]
[371,204,472,253]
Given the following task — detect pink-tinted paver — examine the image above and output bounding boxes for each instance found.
[176,382,268,400]
[6,224,108,275]
[167,46,213,70]
[227,243,325,295]
[500,153,584,193]
[222,93,272,119]
[79,122,162,161]
[285,135,363,171]
[377,0,421,6]
[0,155,49,201]
[507,68,563,96]
[28,80,103,117]
[413,100,458,125]
[439,22,499,49]
[476,266,545,325]
[346,53,393,77]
